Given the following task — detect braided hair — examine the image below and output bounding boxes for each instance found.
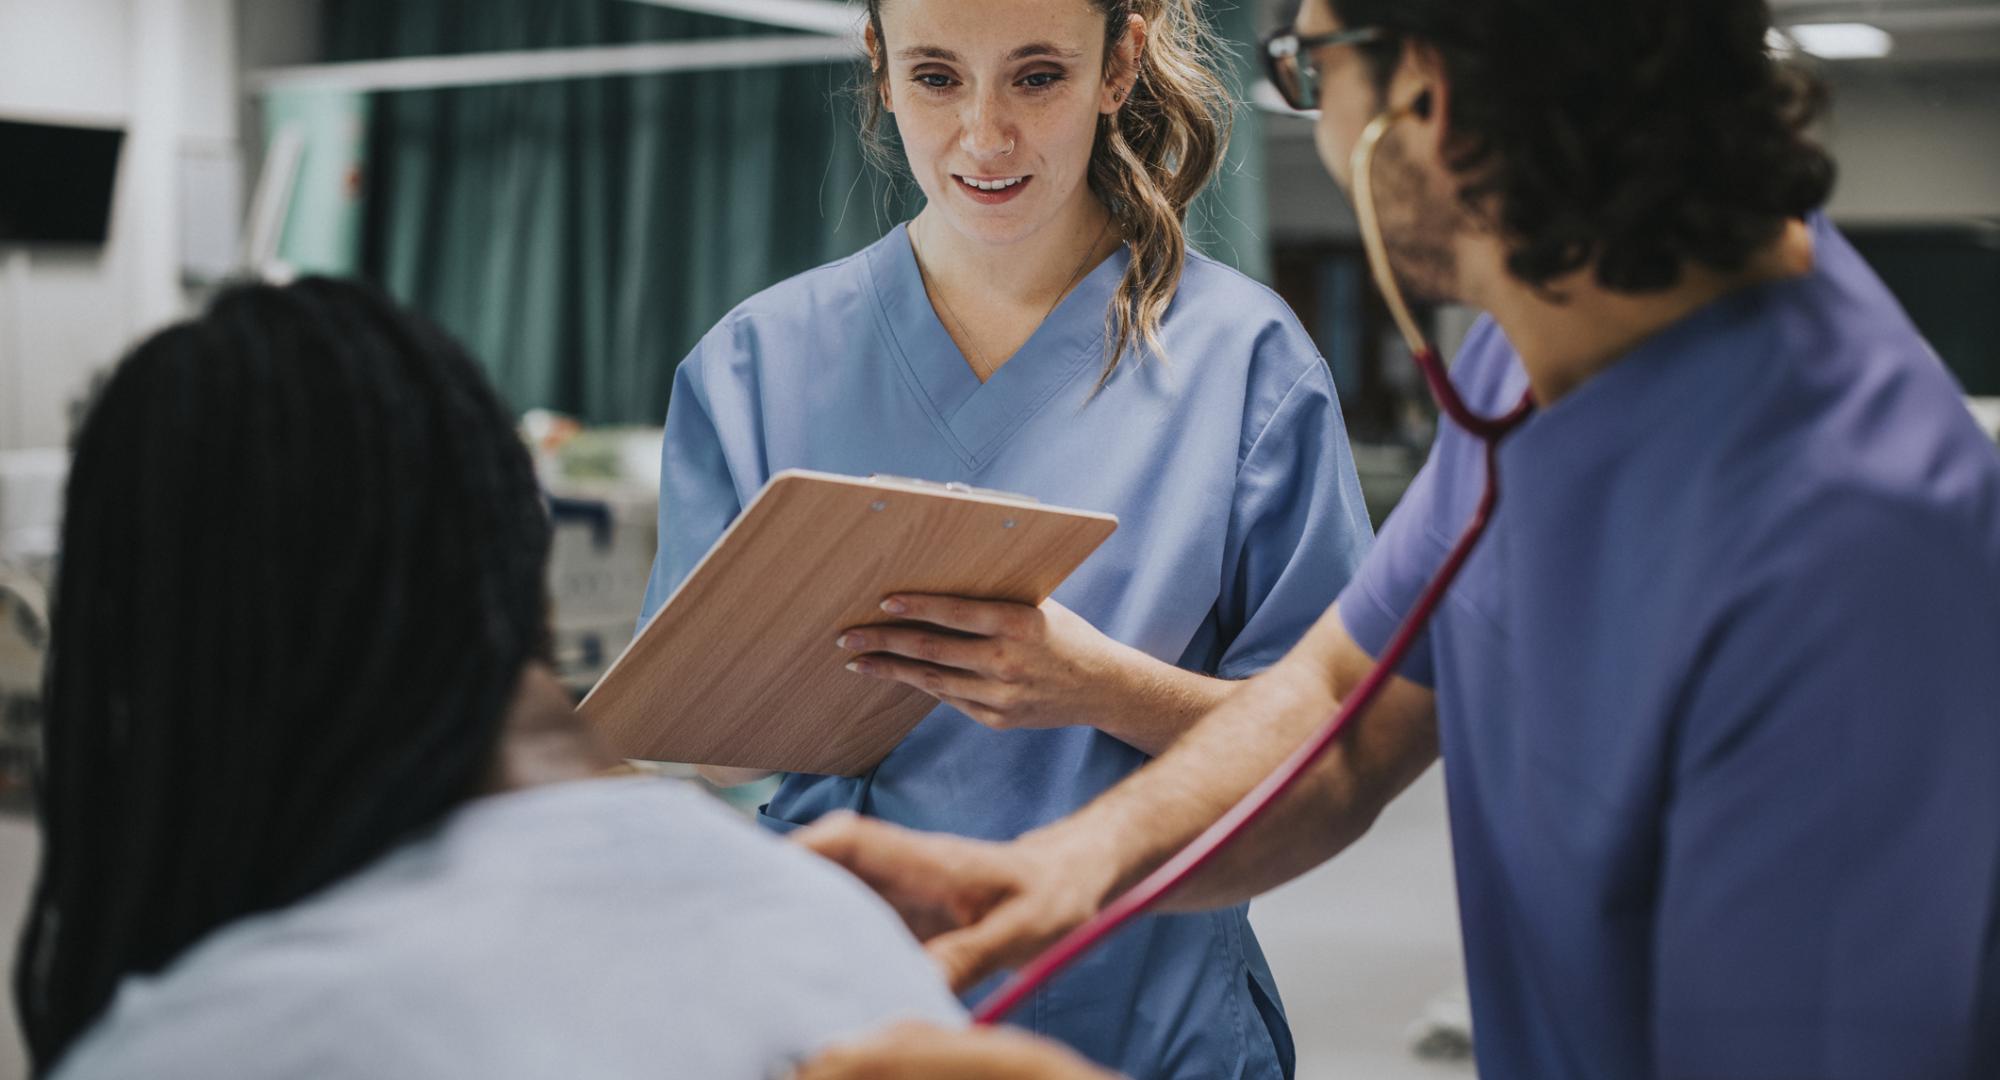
[14,278,551,1072]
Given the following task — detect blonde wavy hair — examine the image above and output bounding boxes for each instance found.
[861,0,1234,389]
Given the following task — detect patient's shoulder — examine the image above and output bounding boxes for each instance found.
[51,952,436,1080]
[57,779,961,1079]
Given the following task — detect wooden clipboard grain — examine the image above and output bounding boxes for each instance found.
[577,471,1118,776]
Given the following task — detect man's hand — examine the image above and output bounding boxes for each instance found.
[804,605,1439,994]
[794,812,1114,992]
[793,1022,1121,1080]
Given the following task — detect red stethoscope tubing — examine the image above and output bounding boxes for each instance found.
[971,355,1531,1026]
[971,101,1537,1026]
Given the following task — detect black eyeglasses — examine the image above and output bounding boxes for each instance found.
[1260,26,1390,113]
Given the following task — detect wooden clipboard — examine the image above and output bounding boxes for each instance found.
[577,470,1118,776]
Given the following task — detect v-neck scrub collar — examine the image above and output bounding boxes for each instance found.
[864,223,1132,469]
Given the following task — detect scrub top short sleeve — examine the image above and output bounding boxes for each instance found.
[1332,455,1443,686]
[641,327,745,626]
[1216,359,1374,679]
[1334,319,1520,686]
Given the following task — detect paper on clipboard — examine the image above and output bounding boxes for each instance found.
[577,470,1117,776]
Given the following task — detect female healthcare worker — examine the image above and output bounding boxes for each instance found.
[637,1,1372,1076]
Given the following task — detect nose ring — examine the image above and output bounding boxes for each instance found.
[1002,139,1015,156]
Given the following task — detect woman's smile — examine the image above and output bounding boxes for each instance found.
[954,173,1034,204]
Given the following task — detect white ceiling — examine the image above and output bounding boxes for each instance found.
[1772,0,2000,64]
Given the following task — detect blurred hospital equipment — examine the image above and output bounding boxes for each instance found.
[531,422,665,697]
[0,450,66,588]
[0,568,47,804]
[0,451,67,800]
[0,423,667,781]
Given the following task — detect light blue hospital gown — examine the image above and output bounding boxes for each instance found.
[53,779,964,1079]
[642,223,1373,1079]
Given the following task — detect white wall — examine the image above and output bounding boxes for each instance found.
[235,0,322,187]
[0,0,245,452]
[1821,66,2000,222]
[1264,64,2000,243]
[1264,117,1356,243]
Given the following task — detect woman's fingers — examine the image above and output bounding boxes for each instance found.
[837,624,1001,674]
[844,654,995,703]
[878,593,1036,637]
[839,596,1112,732]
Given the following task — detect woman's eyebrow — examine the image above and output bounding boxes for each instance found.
[1008,42,1084,61]
[894,42,1085,62]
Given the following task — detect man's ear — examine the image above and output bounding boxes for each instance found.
[1394,41,1452,161]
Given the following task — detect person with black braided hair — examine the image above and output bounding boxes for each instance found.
[14,278,961,1079]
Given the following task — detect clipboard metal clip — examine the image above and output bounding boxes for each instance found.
[866,474,1042,505]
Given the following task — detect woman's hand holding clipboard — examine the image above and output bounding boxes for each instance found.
[576,471,1116,776]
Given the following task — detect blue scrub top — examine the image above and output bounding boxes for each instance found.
[643,224,1373,1079]
[1340,215,2000,1079]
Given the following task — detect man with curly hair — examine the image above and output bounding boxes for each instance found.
[794,0,2000,1076]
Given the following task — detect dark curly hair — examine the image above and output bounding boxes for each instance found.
[1330,0,1836,292]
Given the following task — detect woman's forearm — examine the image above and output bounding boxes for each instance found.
[1088,653,1240,756]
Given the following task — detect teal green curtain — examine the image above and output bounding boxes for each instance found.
[1188,0,1271,284]
[327,0,1269,424]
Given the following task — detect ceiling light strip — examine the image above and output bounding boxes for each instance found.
[247,34,861,95]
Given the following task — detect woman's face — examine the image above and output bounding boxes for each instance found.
[872,0,1127,249]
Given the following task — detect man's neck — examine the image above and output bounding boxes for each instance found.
[1464,219,1816,405]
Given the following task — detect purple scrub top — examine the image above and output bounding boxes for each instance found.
[1341,214,2000,1079]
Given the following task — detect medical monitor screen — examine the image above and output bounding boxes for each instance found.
[0,118,126,246]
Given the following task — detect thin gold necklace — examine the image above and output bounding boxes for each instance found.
[912,214,1113,381]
